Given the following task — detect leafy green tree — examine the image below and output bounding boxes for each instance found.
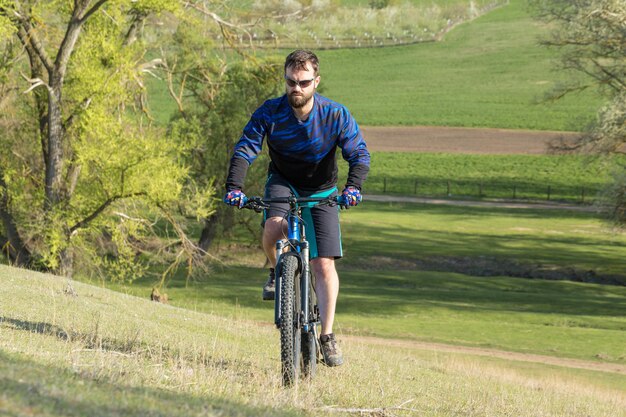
[0,0,286,280]
[0,0,201,277]
[531,0,626,223]
[159,20,282,254]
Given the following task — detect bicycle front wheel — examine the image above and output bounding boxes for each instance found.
[278,255,301,386]
[301,274,318,379]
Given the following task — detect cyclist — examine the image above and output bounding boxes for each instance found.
[223,50,370,367]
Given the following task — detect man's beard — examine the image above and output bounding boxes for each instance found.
[288,90,313,108]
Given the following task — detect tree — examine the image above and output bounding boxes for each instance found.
[0,0,197,277]
[531,0,626,223]
[159,13,283,254]
[0,0,286,279]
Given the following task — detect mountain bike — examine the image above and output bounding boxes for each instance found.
[243,194,339,386]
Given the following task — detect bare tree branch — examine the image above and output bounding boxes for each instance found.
[69,192,147,233]
[181,0,254,47]
[78,0,109,24]
[20,71,52,94]
[14,14,54,74]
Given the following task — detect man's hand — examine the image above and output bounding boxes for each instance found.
[339,187,362,209]
[223,189,247,208]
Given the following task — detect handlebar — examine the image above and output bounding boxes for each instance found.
[242,195,340,212]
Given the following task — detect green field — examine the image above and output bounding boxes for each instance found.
[348,153,622,202]
[5,200,622,416]
[99,202,626,360]
[2,265,625,416]
[318,0,604,129]
[148,0,601,131]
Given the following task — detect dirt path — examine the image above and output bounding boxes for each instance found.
[361,125,581,154]
[344,334,626,375]
[366,194,596,212]
[255,322,624,375]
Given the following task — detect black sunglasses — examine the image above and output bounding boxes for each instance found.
[284,76,315,89]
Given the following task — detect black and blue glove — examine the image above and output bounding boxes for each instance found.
[339,187,362,209]
[223,189,247,208]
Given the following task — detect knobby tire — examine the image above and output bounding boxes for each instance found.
[301,275,317,379]
[279,256,301,386]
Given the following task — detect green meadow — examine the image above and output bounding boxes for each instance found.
[318,0,604,130]
[150,0,602,131]
[101,202,626,363]
[351,153,622,201]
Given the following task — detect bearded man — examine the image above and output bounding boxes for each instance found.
[223,50,370,367]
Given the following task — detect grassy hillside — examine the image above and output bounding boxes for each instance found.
[318,0,603,130]
[148,0,601,131]
[1,265,625,416]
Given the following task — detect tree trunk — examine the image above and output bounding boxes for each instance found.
[44,86,65,209]
[0,212,32,267]
[197,207,234,254]
[58,246,74,278]
[198,215,219,253]
[0,170,32,266]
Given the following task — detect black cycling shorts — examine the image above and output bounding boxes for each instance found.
[263,172,342,260]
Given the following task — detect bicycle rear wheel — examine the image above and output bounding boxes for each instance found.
[278,255,301,386]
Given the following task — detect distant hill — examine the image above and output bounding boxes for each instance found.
[318,0,603,130]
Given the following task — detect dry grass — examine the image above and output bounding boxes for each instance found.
[1,264,624,417]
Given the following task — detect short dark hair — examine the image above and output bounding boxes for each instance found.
[284,50,319,76]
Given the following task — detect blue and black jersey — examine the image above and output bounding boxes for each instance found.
[226,93,370,192]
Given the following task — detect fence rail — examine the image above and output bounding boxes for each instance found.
[367,177,602,204]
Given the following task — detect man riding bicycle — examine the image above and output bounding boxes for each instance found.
[223,50,370,367]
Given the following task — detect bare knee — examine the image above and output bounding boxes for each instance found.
[263,217,287,241]
[311,257,336,279]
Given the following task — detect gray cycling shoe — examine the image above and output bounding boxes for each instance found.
[320,333,344,367]
[262,268,275,301]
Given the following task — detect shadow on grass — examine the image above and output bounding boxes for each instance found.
[342,201,625,282]
[0,350,297,417]
[0,317,253,373]
[0,317,147,355]
[344,225,625,281]
[337,269,626,323]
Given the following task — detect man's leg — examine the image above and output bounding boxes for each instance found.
[261,216,288,300]
[260,173,291,300]
[310,256,339,336]
[263,216,287,265]
[311,256,343,366]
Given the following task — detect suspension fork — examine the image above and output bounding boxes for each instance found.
[274,240,285,328]
[300,240,313,332]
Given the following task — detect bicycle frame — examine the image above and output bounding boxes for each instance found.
[273,195,316,332]
[244,195,336,331]
[243,194,337,384]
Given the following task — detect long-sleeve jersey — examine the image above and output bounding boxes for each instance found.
[225,93,370,192]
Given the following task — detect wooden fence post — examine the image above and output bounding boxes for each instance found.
[547,185,551,201]
[447,180,451,196]
[513,185,516,199]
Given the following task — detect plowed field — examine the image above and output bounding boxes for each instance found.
[361,126,581,154]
